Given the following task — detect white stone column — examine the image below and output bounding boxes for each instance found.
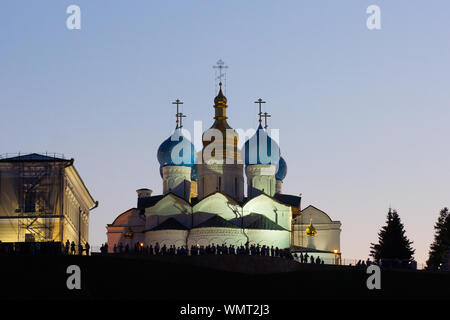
[245,164,276,198]
[161,166,191,201]
[307,235,315,249]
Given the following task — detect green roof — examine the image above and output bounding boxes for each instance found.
[230,213,286,231]
[149,218,188,231]
[245,214,286,231]
[193,215,239,229]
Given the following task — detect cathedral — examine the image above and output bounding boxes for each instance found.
[107,81,342,264]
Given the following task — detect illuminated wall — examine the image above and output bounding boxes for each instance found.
[0,156,96,245]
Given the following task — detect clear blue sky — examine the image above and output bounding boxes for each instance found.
[1,1,449,265]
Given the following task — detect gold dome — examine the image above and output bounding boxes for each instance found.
[305,219,317,237]
[214,83,227,105]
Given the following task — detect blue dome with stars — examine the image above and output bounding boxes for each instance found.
[275,156,287,181]
[244,124,280,166]
[157,127,196,167]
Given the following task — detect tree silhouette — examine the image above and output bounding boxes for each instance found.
[370,208,415,262]
[426,207,450,270]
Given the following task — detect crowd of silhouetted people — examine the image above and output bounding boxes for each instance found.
[0,240,417,269]
[102,241,292,258]
[98,241,326,264]
[0,240,91,256]
[295,252,325,265]
[1,239,325,265]
[103,241,295,259]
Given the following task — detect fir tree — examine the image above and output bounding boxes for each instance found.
[426,207,450,270]
[370,208,415,262]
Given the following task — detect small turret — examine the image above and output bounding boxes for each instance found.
[305,219,317,249]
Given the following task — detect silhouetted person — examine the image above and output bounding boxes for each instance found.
[65,240,70,255]
[70,241,76,255]
[85,242,90,256]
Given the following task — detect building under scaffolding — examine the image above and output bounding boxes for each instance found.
[0,153,97,247]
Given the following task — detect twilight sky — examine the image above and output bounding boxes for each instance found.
[1,1,449,265]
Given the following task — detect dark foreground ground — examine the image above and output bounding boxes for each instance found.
[1,254,449,301]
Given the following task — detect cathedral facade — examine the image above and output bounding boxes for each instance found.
[107,83,342,263]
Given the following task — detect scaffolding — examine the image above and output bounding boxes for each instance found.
[0,153,66,242]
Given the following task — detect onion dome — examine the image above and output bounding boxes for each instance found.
[305,219,317,237]
[190,163,198,181]
[244,124,280,166]
[214,85,227,105]
[157,127,196,167]
[275,156,287,181]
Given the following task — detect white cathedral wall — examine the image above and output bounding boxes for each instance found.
[197,163,244,201]
[188,228,248,247]
[144,230,188,248]
[246,229,290,249]
[293,205,341,252]
[242,195,292,231]
[192,193,242,221]
[292,224,341,252]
